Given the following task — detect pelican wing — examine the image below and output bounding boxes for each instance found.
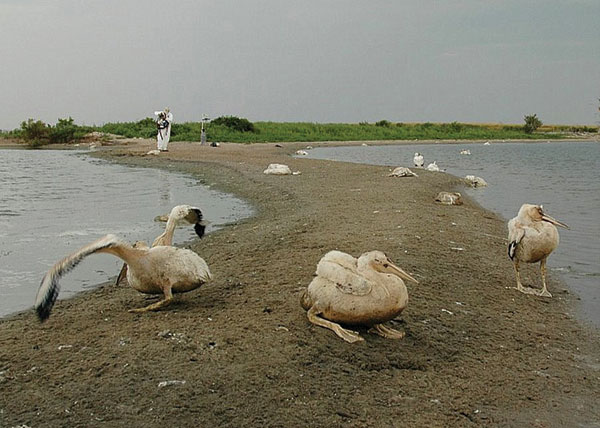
[507,218,526,260]
[316,259,373,296]
[35,234,124,321]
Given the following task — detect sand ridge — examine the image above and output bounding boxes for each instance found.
[1,139,598,427]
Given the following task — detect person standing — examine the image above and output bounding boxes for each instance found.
[155,107,173,152]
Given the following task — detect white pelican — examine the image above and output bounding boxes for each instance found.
[263,164,292,175]
[464,175,488,188]
[116,205,207,285]
[388,167,418,177]
[426,161,440,172]
[35,234,211,321]
[435,192,463,205]
[300,250,418,343]
[507,204,569,297]
[413,152,424,168]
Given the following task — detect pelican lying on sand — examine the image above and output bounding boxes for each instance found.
[301,250,418,343]
[116,205,207,285]
[35,234,211,321]
[508,204,569,297]
[426,161,440,172]
[413,152,424,168]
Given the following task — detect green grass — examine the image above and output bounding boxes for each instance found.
[4,118,598,146]
[166,121,598,143]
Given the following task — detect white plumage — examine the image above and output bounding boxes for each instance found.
[301,250,418,343]
[35,233,211,321]
[507,204,569,297]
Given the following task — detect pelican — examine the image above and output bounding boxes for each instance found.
[263,163,292,175]
[426,161,440,172]
[35,234,211,321]
[413,152,424,168]
[116,205,207,285]
[300,250,418,343]
[388,167,418,177]
[507,204,569,297]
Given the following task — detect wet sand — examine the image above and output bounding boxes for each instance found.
[1,138,599,427]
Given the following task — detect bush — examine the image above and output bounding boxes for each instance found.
[375,120,391,127]
[524,114,542,134]
[20,119,50,147]
[211,116,255,133]
[49,117,78,143]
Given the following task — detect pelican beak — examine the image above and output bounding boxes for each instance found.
[542,213,570,229]
[387,262,419,284]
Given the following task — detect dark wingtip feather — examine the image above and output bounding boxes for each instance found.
[508,241,517,260]
[35,275,59,322]
[194,222,206,238]
[36,304,51,322]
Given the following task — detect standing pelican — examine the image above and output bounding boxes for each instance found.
[116,205,206,285]
[35,234,211,321]
[300,250,418,343]
[413,152,424,168]
[508,204,569,297]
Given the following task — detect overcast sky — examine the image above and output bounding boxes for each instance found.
[1,0,598,130]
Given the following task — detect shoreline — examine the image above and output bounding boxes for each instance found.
[1,139,599,427]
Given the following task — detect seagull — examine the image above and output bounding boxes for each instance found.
[300,250,418,343]
[508,204,569,297]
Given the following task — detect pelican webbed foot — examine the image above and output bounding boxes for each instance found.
[129,296,174,313]
[513,284,539,295]
[306,306,364,343]
[369,323,406,340]
[537,288,552,298]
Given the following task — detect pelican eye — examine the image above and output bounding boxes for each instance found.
[383,263,389,268]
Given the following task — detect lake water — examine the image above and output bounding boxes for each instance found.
[0,149,252,318]
[303,141,600,329]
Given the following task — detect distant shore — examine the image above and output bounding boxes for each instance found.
[1,138,599,427]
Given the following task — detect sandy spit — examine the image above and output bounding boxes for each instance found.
[1,138,599,428]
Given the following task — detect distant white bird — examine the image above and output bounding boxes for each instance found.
[464,175,488,188]
[413,152,424,168]
[295,150,308,156]
[389,167,418,177]
[35,234,212,321]
[263,164,292,175]
[426,161,440,172]
[507,204,569,297]
[300,250,418,343]
[460,149,471,155]
[435,192,462,205]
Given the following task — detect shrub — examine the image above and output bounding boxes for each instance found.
[49,117,78,143]
[375,120,391,127]
[211,116,255,132]
[523,114,542,134]
[20,119,50,147]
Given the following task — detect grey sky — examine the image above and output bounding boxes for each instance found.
[1,0,599,130]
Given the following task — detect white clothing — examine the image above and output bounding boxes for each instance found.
[156,111,173,151]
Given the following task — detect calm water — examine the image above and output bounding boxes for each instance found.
[304,141,600,328]
[0,149,252,318]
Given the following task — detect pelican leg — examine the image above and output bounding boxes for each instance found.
[115,263,128,286]
[306,306,364,343]
[369,323,405,340]
[129,287,174,313]
[537,259,552,298]
[512,260,538,295]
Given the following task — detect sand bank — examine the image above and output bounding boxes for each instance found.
[1,139,598,427]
